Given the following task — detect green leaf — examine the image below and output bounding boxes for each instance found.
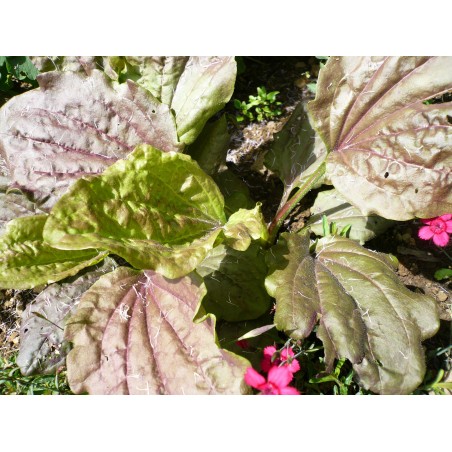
[307,188,394,244]
[17,257,118,376]
[4,56,38,82]
[213,169,254,216]
[105,56,237,145]
[196,243,271,321]
[222,204,269,251]
[265,232,440,394]
[44,145,227,278]
[65,267,251,394]
[264,102,327,210]
[434,268,452,280]
[186,115,230,176]
[0,215,108,290]
[309,56,452,220]
[265,233,320,338]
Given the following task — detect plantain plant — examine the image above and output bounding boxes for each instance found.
[0,56,450,394]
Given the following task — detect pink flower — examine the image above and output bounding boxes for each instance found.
[261,345,300,374]
[244,366,300,395]
[418,214,452,247]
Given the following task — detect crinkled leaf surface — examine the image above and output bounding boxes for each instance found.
[105,56,237,145]
[265,102,327,209]
[0,215,108,290]
[222,204,269,251]
[265,232,439,394]
[0,69,180,208]
[196,244,271,321]
[308,188,394,244]
[65,267,251,394]
[309,56,452,220]
[44,145,226,278]
[17,257,118,376]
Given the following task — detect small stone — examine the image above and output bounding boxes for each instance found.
[437,291,449,302]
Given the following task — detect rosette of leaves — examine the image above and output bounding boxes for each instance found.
[265,232,440,394]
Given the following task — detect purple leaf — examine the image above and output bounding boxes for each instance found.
[65,267,251,394]
[0,70,180,208]
[309,56,452,220]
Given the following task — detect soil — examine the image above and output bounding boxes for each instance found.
[0,56,450,388]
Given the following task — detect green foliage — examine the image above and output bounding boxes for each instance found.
[0,56,38,94]
[434,268,452,281]
[0,56,450,395]
[0,354,72,395]
[233,86,282,122]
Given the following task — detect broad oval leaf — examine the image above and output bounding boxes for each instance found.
[17,257,118,376]
[307,188,394,244]
[196,243,271,321]
[43,145,227,278]
[265,232,440,394]
[308,56,452,220]
[0,69,180,208]
[65,267,251,394]
[105,56,237,145]
[0,215,108,290]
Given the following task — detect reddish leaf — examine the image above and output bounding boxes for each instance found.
[65,267,250,394]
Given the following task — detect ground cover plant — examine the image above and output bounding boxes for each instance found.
[0,56,451,395]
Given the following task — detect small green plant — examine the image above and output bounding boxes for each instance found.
[233,86,282,122]
[0,354,72,395]
[0,56,38,95]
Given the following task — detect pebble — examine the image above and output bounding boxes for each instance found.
[437,291,449,302]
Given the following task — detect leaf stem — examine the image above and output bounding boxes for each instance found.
[267,163,325,244]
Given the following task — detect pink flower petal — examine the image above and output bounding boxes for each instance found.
[263,345,277,357]
[261,346,278,372]
[418,226,435,240]
[446,221,452,234]
[421,218,433,225]
[439,214,452,222]
[287,360,301,373]
[267,366,293,388]
[280,348,295,360]
[244,368,266,389]
[433,231,450,247]
[279,386,300,395]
